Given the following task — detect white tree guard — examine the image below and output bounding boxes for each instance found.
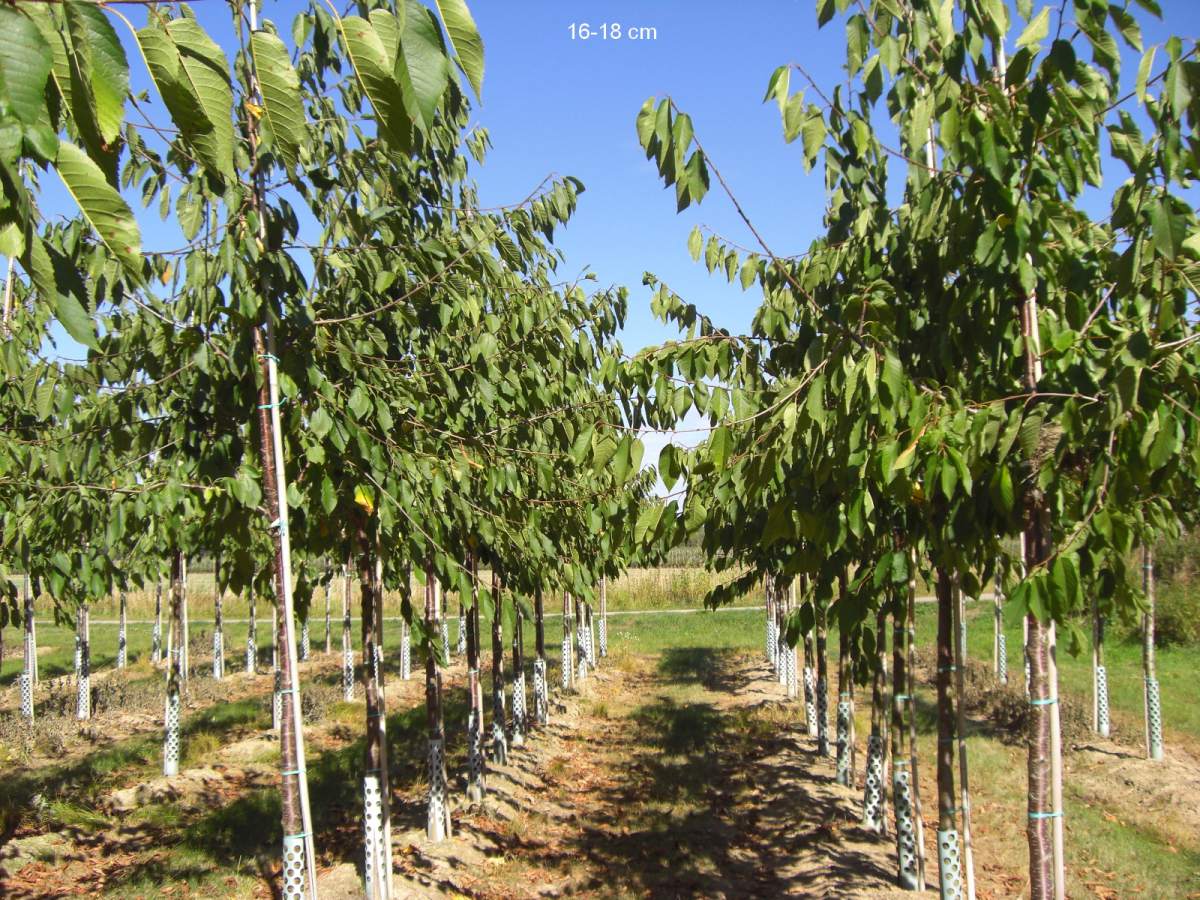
[342,642,355,701]
[152,620,162,665]
[441,620,451,663]
[533,657,549,725]
[598,616,608,658]
[893,764,920,890]
[363,774,392,899]
[492,688,509,764]
[299,621,310,662]
[282,833,309,900]
[1146,676,1164,760]
[20,672,33,722]
[373,644,382,687]
[272,669,283,732]
[937,828,963,900]
[816,676,829,754]
[803,667,818,738]
[76,623,90,721]
[862,734,886,832]
[1095,664,1109,737]
[997,633,1008,685]
[426,738,452,841]
[835,699,852,785]
[117,617,127,669]
[212,629,224,680]
[246,630,257,675]
[456,613,466,656]
[766,612,777,667]
[777,631,787,687]
[561,632,572,691]
[575,621,589,683]
[467,673,485,802]
[511,671,527,747]
[400,622,411,680]
[164,690,181,776]
[587,613,597,669]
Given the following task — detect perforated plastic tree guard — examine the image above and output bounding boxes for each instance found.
[282,833,308,900]
[862,734,885,832]
[893,766,919,889]
[426,738,451,841]
[246,633,256,674]
[598,616,608,658]
[1147,676,1164,760]
[117,625,127,669]
[835,700,852,785]
[164,690,181,776]
[467,673,485,802]
[492,689,509,764]
[766,613,776,666]
[152,621,162,664]
[785,644,798,699]
[273,669,282,732]
[400,624,411,680]
[343,643,355,701]
[1095,664,1110,737]
[937,828,963,900]
[441,620,451,662]
[561,632,572,690]
[997,633,1008,685]
[816,677,829,753]
[587,616,596,668]
[19,672,33,721]
[803,667,817,737]
[300,621,310,662]
[212,630,224,680]
[456,615,466,656]
[533,658,549,725]
[76,648,90,721]
[511,671,527,747]
[363,774,391,899]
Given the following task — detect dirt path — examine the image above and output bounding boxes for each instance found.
[350,647,931,899]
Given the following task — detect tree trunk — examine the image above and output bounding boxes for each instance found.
[213,561,224,681]
[906,554,928,888]
[75,604,90,721]
[891,584,920,889]
[598,576,608,658]
[802,574,817,738]
[1143,545,1163,760]
[164,552,184,776]
[20,574,34,721]
[466,552,485,801]
[491,570,509,763]
[424,564,451,841]
[561,591,573,691]
[835,621,854,787]
[953,579,977,900]
[358,529,393,895]
[117,592,128,669]
[152,578,163,665]
[457,600,466,657]
[1092,592,1107,736]
[533,587,548,726]
[181,556,189,684]
[765,574,776,667]
[816,600,830,757]
[935,569,962,897]
[994,565,1007,685]
[341,566,353,700]
[511,596,527,747]
[863,604,887,833]
[325,574,333,655]
[1024,530,1054,900]
[246,588,257,675]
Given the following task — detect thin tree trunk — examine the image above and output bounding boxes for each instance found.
[75,604,90,721]
[491,570,509,763]
[325,573,333,655]
[1143,545,1163,760]
[181,556,189,685]
[533,587,548,726]
[1092,592,1107,736]
[511,596,527,747]
[816,599,830,757]
[424,564,451,841]
[1024,536,1054,899]
[21,573,34,721]
[164,552,184,776]
[117,592,128,669]
[953,579,977,900]
[598,576,608,658]
[152,578,163,666]
[906,553,928,887]
[863,604,887,833]
[466,552,485,801]
[561,591,573,691]
[934,569,962,896]
[891,584,920,889]
[247,588,257,675]
[342,566,353,700]
[835,621,854,787]
[213,560,224,681]
[358,529,393,895]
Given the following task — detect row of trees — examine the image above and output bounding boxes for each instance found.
[0,0,648,896]
[626,1,1199,898]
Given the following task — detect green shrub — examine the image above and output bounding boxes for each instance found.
[1151,584,1200,647]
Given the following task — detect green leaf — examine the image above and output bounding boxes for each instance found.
[709,425,732,469]
[434,0,484,100]
[1015,7,1050,50]
[339,15,412,152]
[64,2,128,144]
[309,406,333,438]
[1136,46,1156,102]
[1149,196,1185,261]
[250,31,305,170]
[136,19,235,182]
[0,7,52,127]
[400,0,451,133]
[54,140,141,275]
[687,225,702,261]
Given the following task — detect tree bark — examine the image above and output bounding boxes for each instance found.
[935,569,962,895]
[425,563,451,840]
[1143,545,1163,760]
[491,569,509,762]
[816,599,830,757]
